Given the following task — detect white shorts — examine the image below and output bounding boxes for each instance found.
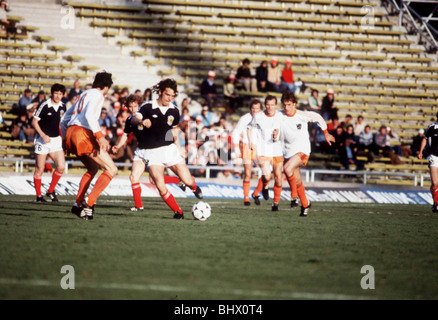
[428,155,438,168]
[134,144,185,167]
[34,135,63,155]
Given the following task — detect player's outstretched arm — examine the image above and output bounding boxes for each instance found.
[418,138,427,159]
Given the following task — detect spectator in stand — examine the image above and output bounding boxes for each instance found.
[256,60,268,92]
[357,125,374,152]
[354,115,366,139]
[321,88,337,121]
[194,105,215,128]
[0,1,15,37]
[31,90,46,109]
[98,108,113,129]
[236,58,256,92]
[281,58,298,93]
[68,79,82,101]
[387,126,402,157]
[120,87,129,98]
[223,74,242,113]
[143,88,152,102]
[330,125,347,166]
[344,124,359,168]
[410,129,425,157]
[179,107,190,123]
[18,89,33,114]
[267,57,286,92]
[200,70,219,108]
[343,114,353,127]
[308,89,321,112]
[372,125,402,164]
[327,117,340,132]
[9,106,36,143]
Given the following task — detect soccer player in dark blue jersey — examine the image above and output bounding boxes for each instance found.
[130,79,202,219]
[32,83,66,202]
[419,112,438,212]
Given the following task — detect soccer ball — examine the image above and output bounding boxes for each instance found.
[192,201,211,221]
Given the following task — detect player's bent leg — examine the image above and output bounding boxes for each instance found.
[149,165,183,218]
[170,162,203,199]
[293,167,310,216]
[260,160,272,200]
[83,150,118,211]
[46,150,65,201]
[272,162,283,211]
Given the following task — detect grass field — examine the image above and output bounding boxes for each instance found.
[0,194,437,300]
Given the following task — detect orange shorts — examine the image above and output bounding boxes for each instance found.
[286,152,309,167]
[240,143,256,164]
[257,155,284,165]
[65,125,99,156]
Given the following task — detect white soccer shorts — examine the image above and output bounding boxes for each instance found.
[133,144,185,167]
[428,155,438,168]
[34,135,63,155]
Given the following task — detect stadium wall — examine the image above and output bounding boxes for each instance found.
[0,174,432,205]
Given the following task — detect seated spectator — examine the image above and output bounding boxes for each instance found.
[200,70,219,108]
[357,125,374,151]
[356,125,375,162]
[143,88,152,101]
[372,125,402,164]
[329,125,348,165]
[308,89,321,112]
[0,1,16,37]
[354,115,366,139]
[9,106,35,143]
[236,58,256,92]
[321,89,337,121]
[68,79,82,101]
[344,124,359,169]
[327,117,340,132]
[410,129,425,158]
[267,57,287,92]
[31,90,46,109]
[343,114,353,127]
[18,89,33,114]
[194,105,215,128]
[281,58,298,93]
[223,74,242,113]
[255,60,268,92]
[98,108,113,129]
[387,126,402,157]
[216,169,233,180]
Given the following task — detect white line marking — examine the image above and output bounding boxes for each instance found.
[0,278,371,300]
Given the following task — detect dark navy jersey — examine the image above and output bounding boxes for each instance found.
[133,99,180,149]
[33,98,66,138]
[425,122,438,156]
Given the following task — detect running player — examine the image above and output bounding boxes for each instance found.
[231,99,262,206]
[32,83,66,202]
[279,91,335,216]
[112,94,186,211]
[130,78,202,219]
[61,71,117,220]
[418,113,438,212]
[248,95,284,211]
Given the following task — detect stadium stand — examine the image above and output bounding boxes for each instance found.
[0,0,435,185]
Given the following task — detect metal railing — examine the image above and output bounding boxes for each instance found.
[384,0,438,53]
[0,158,428,186]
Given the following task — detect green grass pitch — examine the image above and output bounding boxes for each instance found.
[0,195,437,300]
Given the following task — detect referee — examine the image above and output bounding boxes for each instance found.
[418,112,438,212]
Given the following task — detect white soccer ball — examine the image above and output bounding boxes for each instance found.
[192,201,211,221]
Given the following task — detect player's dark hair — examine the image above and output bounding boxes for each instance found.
[152,78,178,97]
[92,71,113,89]
[126,94,143,106]
[51,83,66,95]
[265,95,277,105]
[280,90,297,104]
[249,99,263,110]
